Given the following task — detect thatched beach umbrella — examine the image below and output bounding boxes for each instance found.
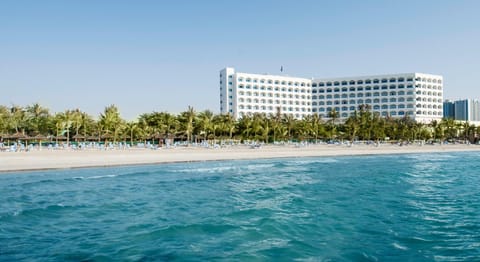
[8,132,29,140]
[72,134,85,142]
[152,133,166,145]
[86,135,99,142]
[32,134,48,150]
[32,134,48,140]
[54,135,67,144]
[5,132,29,147]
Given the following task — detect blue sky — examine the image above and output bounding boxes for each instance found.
[1,0,479,119]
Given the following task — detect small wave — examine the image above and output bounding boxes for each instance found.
[392,242,408,250]
[292,158,338,164]
[86,174,118,180]
[173,166,236,174]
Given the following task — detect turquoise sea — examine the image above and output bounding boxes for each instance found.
[1,152,479,261]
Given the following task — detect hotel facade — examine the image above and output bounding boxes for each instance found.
[220,67,444,123]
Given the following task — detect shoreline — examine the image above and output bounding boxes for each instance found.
[1,144,479,173]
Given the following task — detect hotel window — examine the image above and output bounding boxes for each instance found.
[349,80,355,85]
[365,79,372,84]
[350,100,356,104]
[342,81,348,85]
[350,106,355,110]
[326,82,332,86]
[381,79,388,83]
[349,87,355,91]
[373,79,379,84]
[357,80,363,85]
[334,81,340,86]
[319,82,325,87]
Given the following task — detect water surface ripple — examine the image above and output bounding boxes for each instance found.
[1,152,479,261]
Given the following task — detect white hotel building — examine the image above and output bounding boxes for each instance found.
[220,67,443,123]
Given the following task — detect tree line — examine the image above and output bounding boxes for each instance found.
[0,103,478,145]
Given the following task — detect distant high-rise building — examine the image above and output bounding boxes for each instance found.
[220,67,444,123]
[443,100,455,119]
[446,99,480,121]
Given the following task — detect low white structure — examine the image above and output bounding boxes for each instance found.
[220,67,443,123]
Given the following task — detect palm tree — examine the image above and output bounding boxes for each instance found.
[219,113,236,140]
[283,114,297,141]
[197,110,214,142]
[0,105,12,134]
[54,111,73,145]
[124,121,138,146]
[9,105,27,134]
[327,109,340,139]
[344,110,360,143]
[99,105,124,143]
[441,118,458,141]
[70,109,84,141]
[25,103,50,135]
[238,115,253,140]
[79,112,95,139]
[179,106,196,143]
[162,112,178,144]
[371,112,386,143]
[251,113,265,141]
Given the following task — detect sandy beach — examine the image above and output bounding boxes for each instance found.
[0,143,479,173]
